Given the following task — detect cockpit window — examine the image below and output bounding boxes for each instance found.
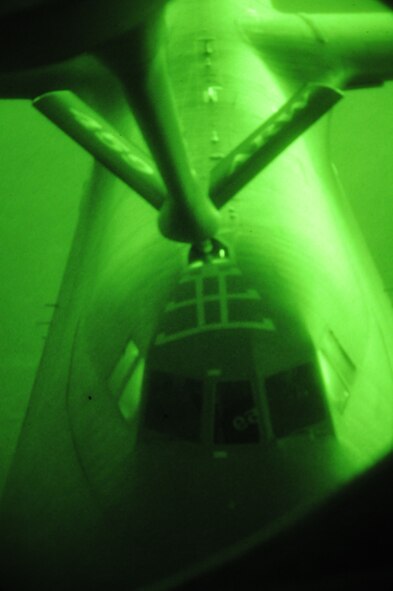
[214,380,260,444]
[265,362,330,438]
[143,371,203,441]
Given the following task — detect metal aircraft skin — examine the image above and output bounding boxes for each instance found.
[1,0,393,590]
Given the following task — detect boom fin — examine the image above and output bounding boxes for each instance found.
[33,90,166,210]
[209,84,343,209]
